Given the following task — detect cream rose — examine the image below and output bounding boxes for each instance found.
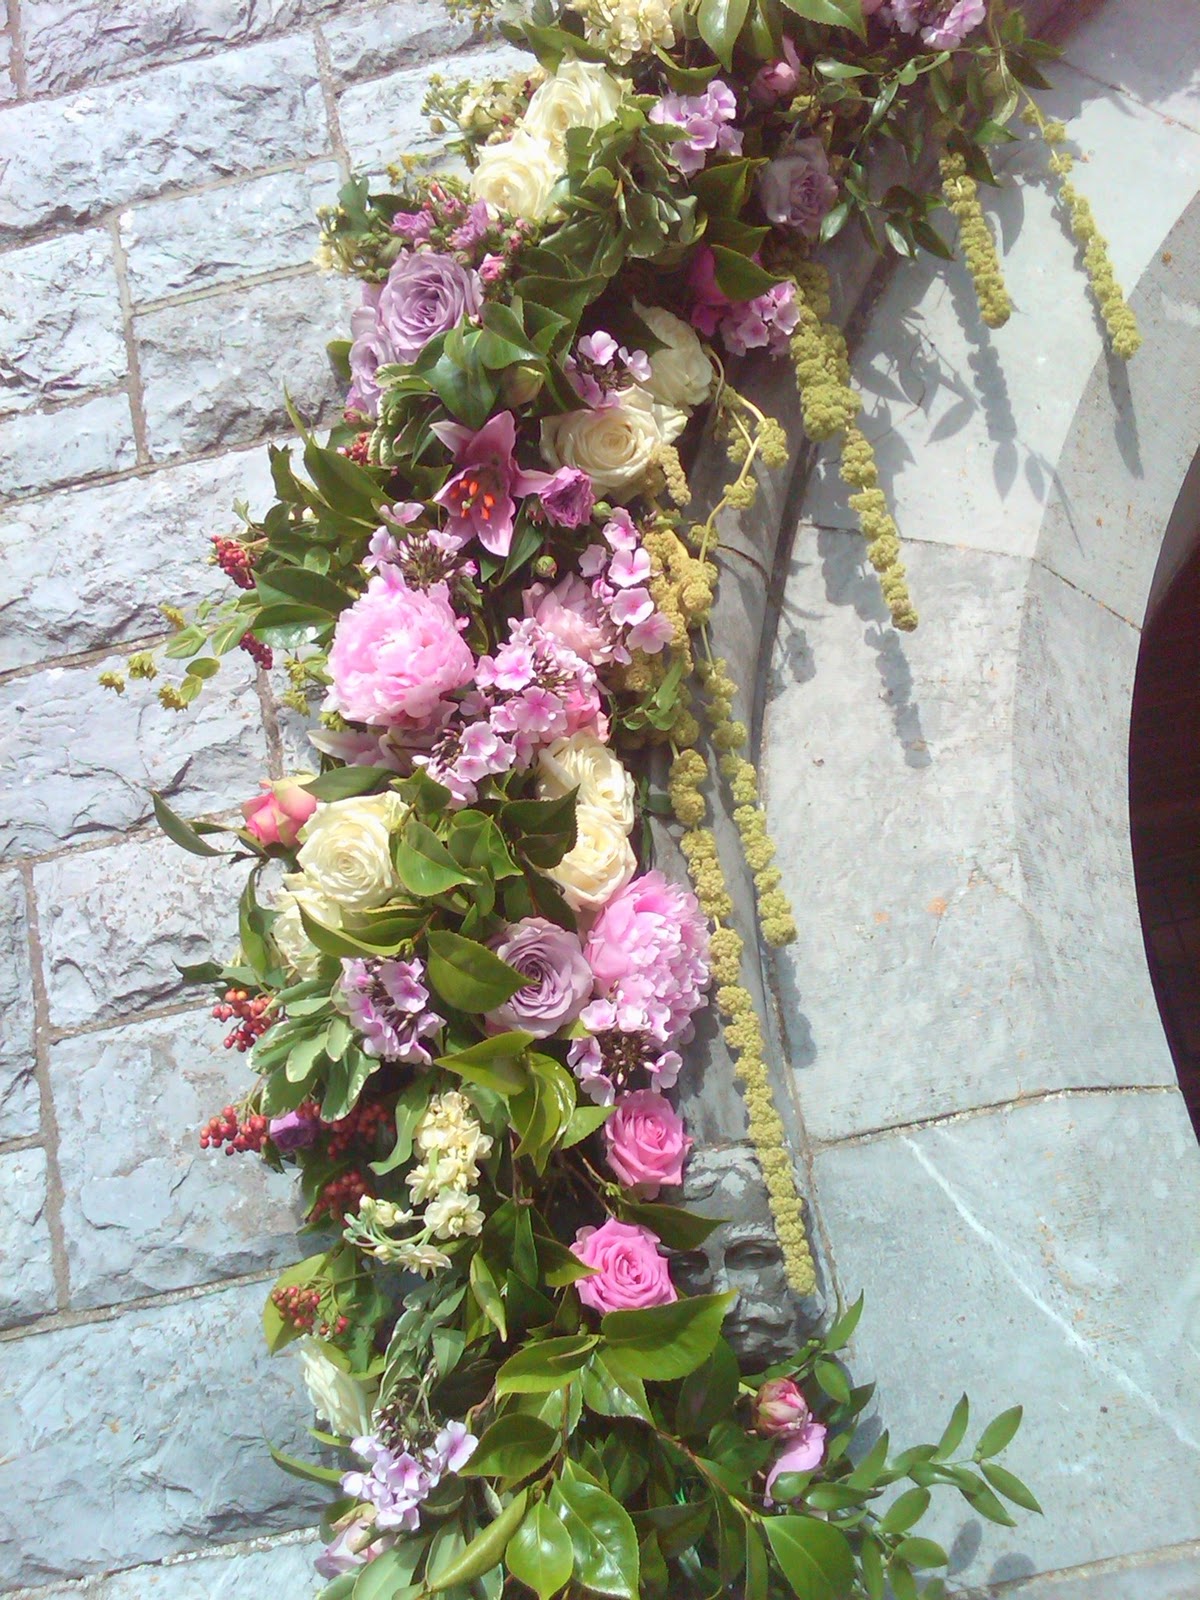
[271,882,342,978]
[547,802,637,914]
[635,301,714,409]
[296,1337,376,1440]
[541,387,674,500]
[470,128,562,221]
[522,59,624,157]
[537,734,636,834]
[295,793,407,914]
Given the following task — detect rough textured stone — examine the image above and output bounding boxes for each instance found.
[23,1533,323,1598]
[0,1147,56,1328]
[812,1092,1200,1588]
[0,28,15,102]
[52,1009,303,1310]
[0,391,136,500]
[322,0,474,89]
[0,1279,324,1588]
[137,271,354,460]
[0,871,39,1141]
[969,1546,1200,1600]
[20,0,342,95]
[0,230,126,417]
[0,654,265,857]
[34,833,244,1030]
[119,163,341,305]
[0,446,282,671]
[0,36,329,242]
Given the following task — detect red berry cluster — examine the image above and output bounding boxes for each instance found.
[310,1168,369,1222]
[211,534,256,589]
[340,432,372,465]
[326,1099,394,1158]
[200,1105,269,1153]
[212,988,272,1051]
[269,1284,351,1337]
[239,633,273,670]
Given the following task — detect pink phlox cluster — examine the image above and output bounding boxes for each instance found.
[649,80,744,176]
[883,0,985,46]
[566,331,652,407]
[568,1010,683,1106]
[688,246,799,358]
[342,1423,477,1535]
[525,509,673,667]
[364,506,478,589]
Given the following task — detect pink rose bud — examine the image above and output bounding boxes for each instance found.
[240,778,317,849]
[571,1218,677,1314]
[603,1090,693,1199]
[752,1377,811,1437]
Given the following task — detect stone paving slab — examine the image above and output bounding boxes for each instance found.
[51,1008,304,1310]
[0,1279,323,1590]
[34,832,245,1031]
[0,1148,56,1329]
[18,1533,323,1599]
[0,869,39,1141]
[980,1545,1200,1599]
[0,392,137,501]
[0,230,126,418]
[812,1091,1200,1588]
[0,653,265,858]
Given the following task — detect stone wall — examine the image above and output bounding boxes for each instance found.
[0,4,490,1592]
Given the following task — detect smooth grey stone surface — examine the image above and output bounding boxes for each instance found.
[0,1146,56,1327]
[51,1008,304,1309]
[321,0,474,88]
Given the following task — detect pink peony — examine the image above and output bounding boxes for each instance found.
[604,1090,692,1198]
[571,1218,677,1313]
[752,1377,811,1437]
[585,870,710,1044]
[241,777,317,849]
[326,568,475,728]
[524,575,617,666]
[764,1422,828,1501]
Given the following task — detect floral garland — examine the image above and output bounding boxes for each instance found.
[111,0,1138,1593]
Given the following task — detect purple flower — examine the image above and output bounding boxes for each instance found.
[268,1108,320,1151]
[649,81,743,176]
[377,250,483,365]
[432,410,548,557]
[485,917,594,1039]
[885,0,984,46]
[346,288,388,419]
[390,209,435,242]
[342,1425,478,1535]
[315,1518,393,1579]
[529,465,596,528]
[759,138,839,238]
[450,200,493,249]
[339,957,442,1063]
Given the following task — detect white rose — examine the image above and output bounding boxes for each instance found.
[296,1337,376,1440]
[522,59,624,157]
[470,129,562,221]
[537,734,635,834]
[547,802,637,914]
[541,386,670,500]
[271,882,342,978]
[635,300,714,409]
[295,793,407,913]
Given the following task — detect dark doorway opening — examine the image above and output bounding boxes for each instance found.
[1130,542,1200,1136]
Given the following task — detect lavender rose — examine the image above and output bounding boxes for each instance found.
[377,250,484,365]
[758,138,839,238]
[485,917,593,1039]
[346,288,388,418]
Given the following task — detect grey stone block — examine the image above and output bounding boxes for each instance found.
[974,1546,1200,1599]
[0,30,15,102]
[0,1146,56,1328]
[322,0,475,89]
[119,163,342,305]
[0,1279,323,1588]
[52,1008,304,1309]
[811,1091,1200,1587]
[137,271,354,461]
[0,871,39,1141]
[0,230,126,418]
[20,0,342,96]
[34,833,244,1031]
[0,391,136,500]
[22,1533,323,1598]
[0,446,281,671]
[0,654,265,857]
[0,36,329,242]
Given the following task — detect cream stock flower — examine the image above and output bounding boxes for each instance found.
[296,1338,376,1439]
[425,1190,485,1240]
[635,301,714,409]
[547,802,637,914]
[570,0,675,64]
[541,387,680,500]
[470,129,562,221]
[295,793,407,913]
[522,59,624,157]
[537,733,636,834]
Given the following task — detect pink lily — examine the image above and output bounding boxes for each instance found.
[432,411,549,558]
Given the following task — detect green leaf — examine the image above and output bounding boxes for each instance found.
[502,789,578,870]
[394,821,474,897]
[935,1395,969,1459]
[351,1541,426,1600]
[469,1250,508,1341]
[551,1469,639,1599]
[560,1103,613,1148]
[980,1461,1042,1514]
[427,1493,528,1591]
[239,872,272,978]
[881,1487,930,1534]
[975,1405,1023,1459]
[506,1499,575,1600]
[615,1199,723,1252]
[675,1338,740,1438]
[496,1334,598,1395]
[301,767,396,801]
[580,1352,651,1422]
[268,1444,344,1486]
[600,1291,736,1380]
[426,930,526,1013]
[763,1516,855,1600]
[460,1414,559,1481]
[824,1293,864,1351]
[778,0,864,31]
[255,564,353,616]
[892,1537,947,1570]
[697,0,751,70]
[709,245,784,301]
[151,792,225,857]
[435,1032,532,1097]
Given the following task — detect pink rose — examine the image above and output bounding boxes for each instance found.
[604,1090,692,1198]
[240,777,317,848]
[764,1422,828,1502]
[750,37,801,105]
[571,1218,677,1313]
[751,1377,810,1437]
[326,568,475,729]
